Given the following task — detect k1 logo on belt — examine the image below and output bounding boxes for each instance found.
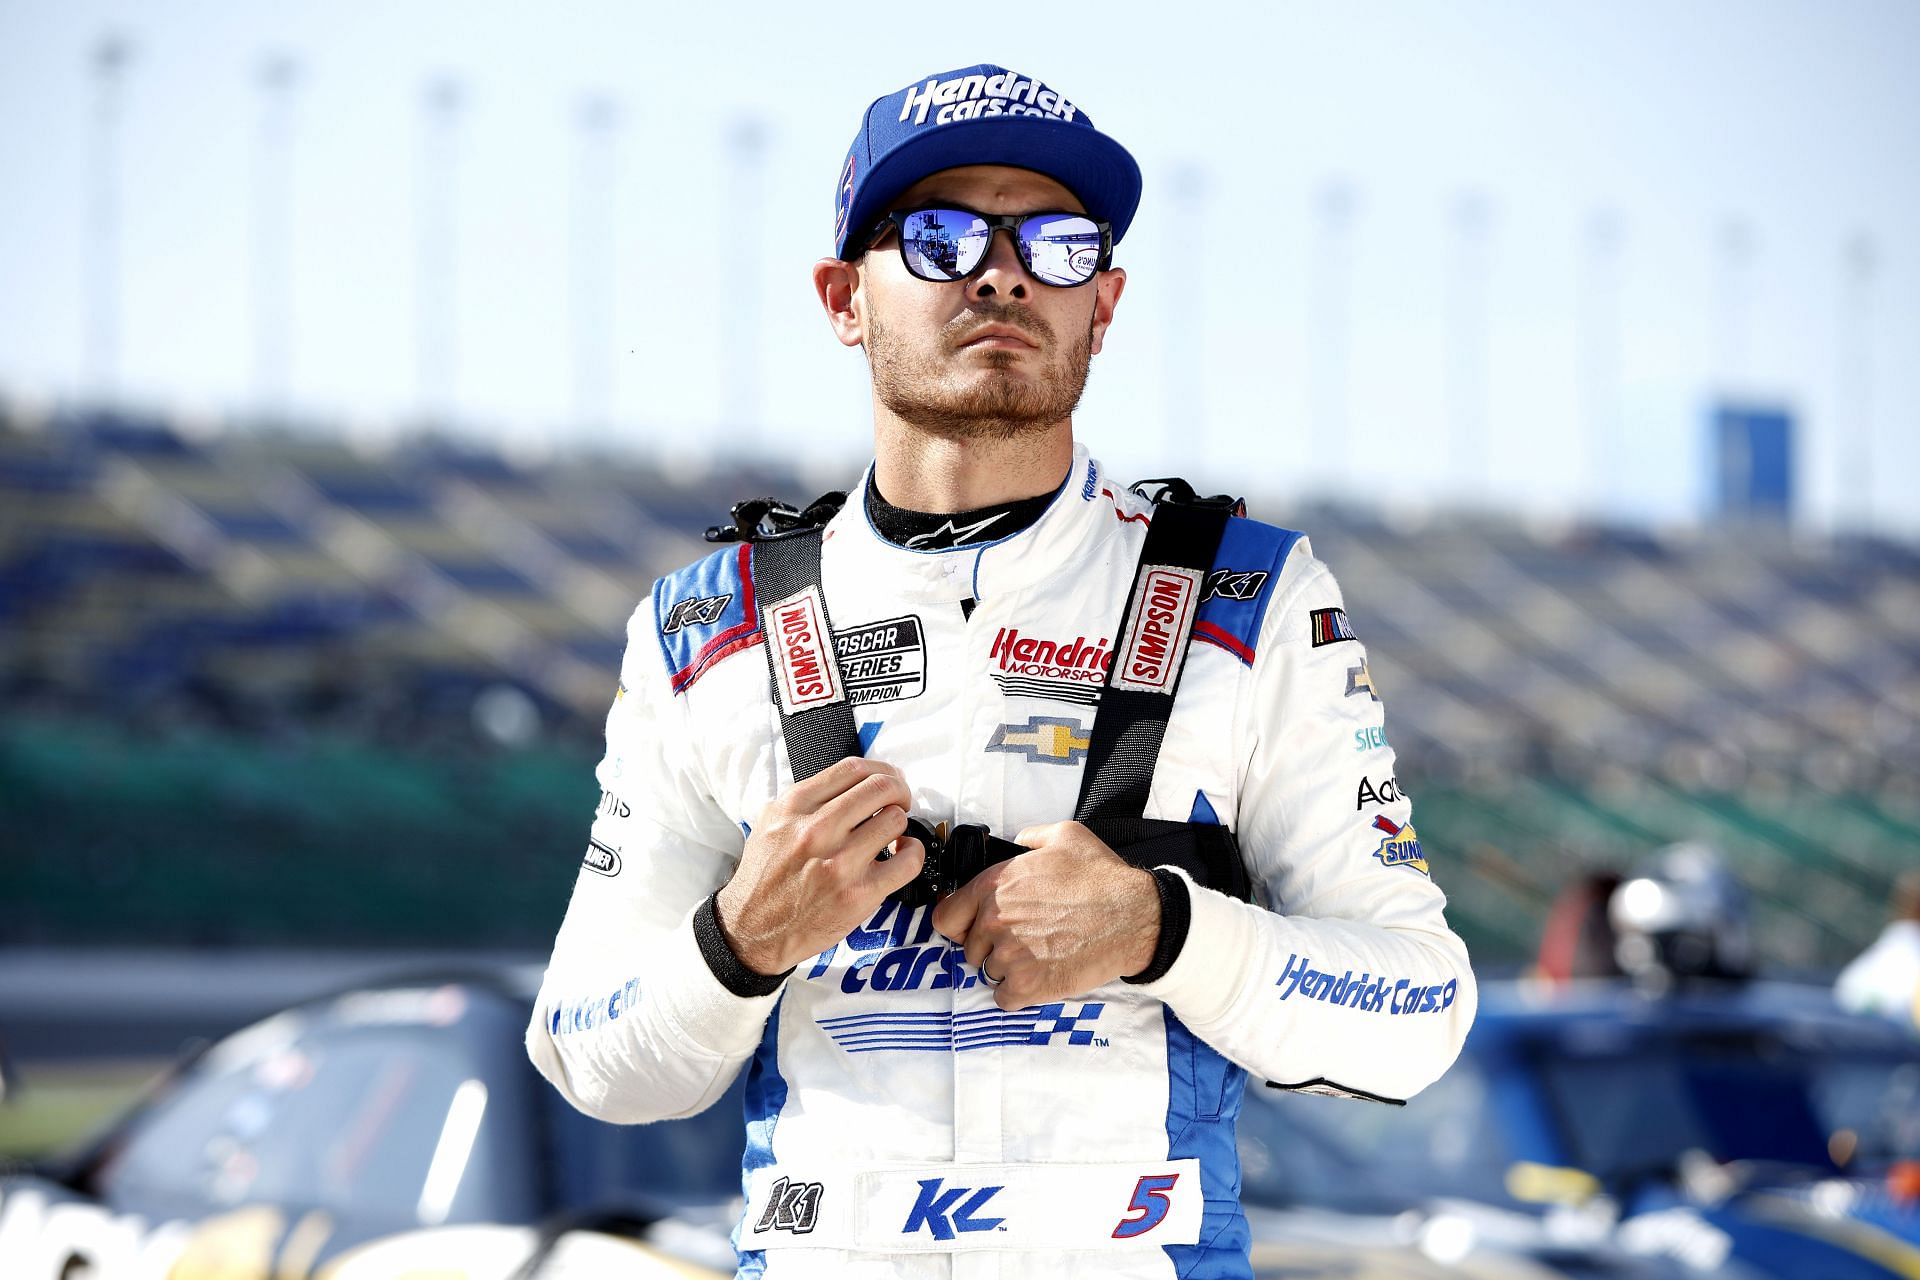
[740,1159,1203,1252]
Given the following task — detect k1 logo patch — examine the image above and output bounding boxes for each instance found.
[1200,568,1268,603]
[756,1176,824,1235]
[662,592,732,634]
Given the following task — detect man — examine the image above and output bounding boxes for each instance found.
[528,63,1475,1278]
[1835,870,1920,1028]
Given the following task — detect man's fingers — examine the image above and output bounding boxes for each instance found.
[784,756,901,813]
[816,772,913,838]
[848,803,908,856]
[1013,822,1066,849]
[932,872,987,944]
[863,836,927,896]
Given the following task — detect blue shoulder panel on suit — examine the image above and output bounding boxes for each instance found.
[1190,517,1303,667]
[654,543,761,695]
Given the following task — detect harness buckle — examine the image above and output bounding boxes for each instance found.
[1128,476,1245,517]
[706,492,850,544]
[889,819,1006,907]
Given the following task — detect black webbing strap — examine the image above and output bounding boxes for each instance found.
[1074,501,1233,825]
[1086,817,1251,902]
[752,530,861,782]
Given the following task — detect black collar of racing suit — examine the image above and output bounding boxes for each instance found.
[863,470,1065,552]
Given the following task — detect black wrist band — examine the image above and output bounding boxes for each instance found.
[694,892,792,998]
[1123,867,1191,986]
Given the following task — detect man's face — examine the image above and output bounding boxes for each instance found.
[848,165,1126,442]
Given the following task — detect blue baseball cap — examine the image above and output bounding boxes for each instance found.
[833,64,1143,261]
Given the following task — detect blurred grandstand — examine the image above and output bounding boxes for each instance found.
[3,402,1916,971]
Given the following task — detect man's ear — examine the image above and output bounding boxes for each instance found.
[813,258,865,349]
[1088,267,1126,357]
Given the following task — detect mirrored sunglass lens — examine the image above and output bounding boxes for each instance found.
[900,209,989,280]
[1020,213,1102,285]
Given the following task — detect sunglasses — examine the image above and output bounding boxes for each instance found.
[867,206,1113,288]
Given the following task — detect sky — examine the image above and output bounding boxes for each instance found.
[1,0,1915,534]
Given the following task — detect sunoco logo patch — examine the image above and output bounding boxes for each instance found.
[835,615,926,706]
[1369,816,1428,875]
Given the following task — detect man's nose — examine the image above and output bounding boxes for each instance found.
[967,227,1030,301]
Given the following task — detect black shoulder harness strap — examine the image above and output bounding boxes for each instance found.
[1074,482,1252,902]
[707,492,863,783]
[752,528,862,781]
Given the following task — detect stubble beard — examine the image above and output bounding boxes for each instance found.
[867,303,1095,443]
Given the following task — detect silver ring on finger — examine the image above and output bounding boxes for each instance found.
[980,965,1003,987]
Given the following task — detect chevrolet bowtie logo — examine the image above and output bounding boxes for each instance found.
[1345,662,1379,701]
[986,715,1091,766]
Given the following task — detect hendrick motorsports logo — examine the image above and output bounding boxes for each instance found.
[989,628,1110,706]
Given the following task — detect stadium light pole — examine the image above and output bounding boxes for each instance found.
[1578,209,1624,521]
[1162,163,1207,463]
[1445,189,1494,510]
[722,117,769,448]
[85,34,133,407]
[1307,179,1357,499]
[1838,231,1877,534]
[1712,217,1755,398]
[251,53,301,429]
[417,76,465,432]
[570,94,620,444]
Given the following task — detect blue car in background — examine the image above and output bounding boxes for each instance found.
[1237,979,1920,1278]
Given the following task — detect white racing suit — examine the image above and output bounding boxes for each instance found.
[528,445,1477,1278]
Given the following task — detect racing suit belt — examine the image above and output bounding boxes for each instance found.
[739,1159,1204,1252]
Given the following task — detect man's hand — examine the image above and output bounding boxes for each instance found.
[931,821,1160,1010]
[715,758,927,976]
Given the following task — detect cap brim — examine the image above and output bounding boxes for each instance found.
[838,116,1142,260]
